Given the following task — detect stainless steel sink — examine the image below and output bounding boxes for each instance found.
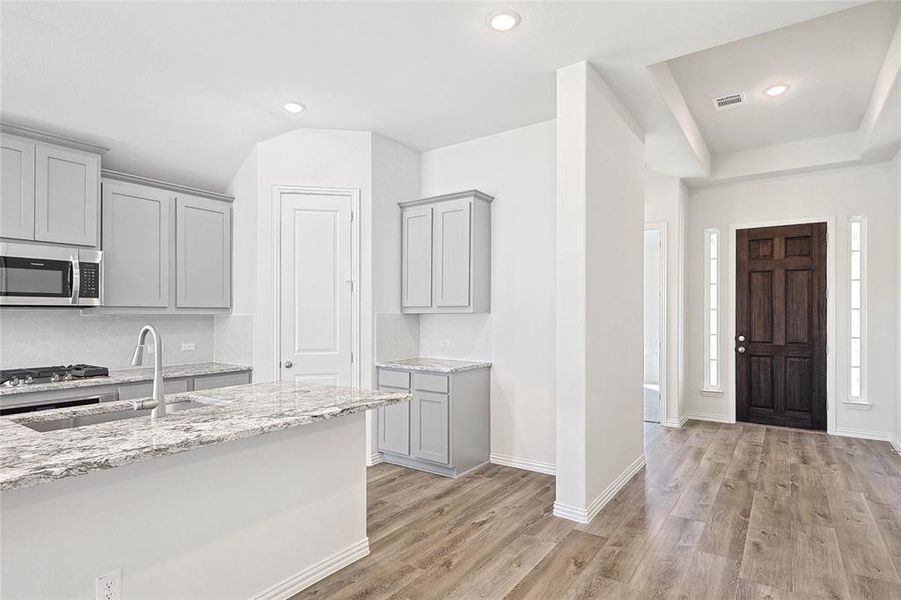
[22,400,209,433]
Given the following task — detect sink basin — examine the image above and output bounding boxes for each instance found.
[21,401,210,433]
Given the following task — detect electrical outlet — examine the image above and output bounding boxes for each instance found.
[95,569,121,600]
[438,339,450,348]
[181,342,196,351]
[146,344,155,355]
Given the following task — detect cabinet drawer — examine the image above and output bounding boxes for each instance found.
[378,369,411,389]
[193,371,251,390]
[118,377,188,401]
[413,373,448,394]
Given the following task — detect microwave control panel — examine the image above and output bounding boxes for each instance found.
[80,263,100,299]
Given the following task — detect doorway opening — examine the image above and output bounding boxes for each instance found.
[734,222,828,430]
[643,224,666,424]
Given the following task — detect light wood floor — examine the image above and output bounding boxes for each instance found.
[293,421,901,599]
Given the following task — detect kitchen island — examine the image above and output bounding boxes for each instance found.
[1,380,411,599]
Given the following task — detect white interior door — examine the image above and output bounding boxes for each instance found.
[280,191,355,386]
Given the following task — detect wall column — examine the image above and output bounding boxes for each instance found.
[554,61,646,522]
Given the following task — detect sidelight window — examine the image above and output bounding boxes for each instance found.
[849,217,866,401]
[704,229,721,391]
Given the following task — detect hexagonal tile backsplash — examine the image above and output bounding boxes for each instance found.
[0,310,215,369]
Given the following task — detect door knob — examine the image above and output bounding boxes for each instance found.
[284,361,293,369]
[737,347,746,354]
[737,335,746,342]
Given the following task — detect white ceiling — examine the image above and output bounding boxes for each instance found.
[1,1,861,191]
[666,2,901,154]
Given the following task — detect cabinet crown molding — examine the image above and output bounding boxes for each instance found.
[1,123,109,155]
[398,189,494,208]
[101,170,234,203]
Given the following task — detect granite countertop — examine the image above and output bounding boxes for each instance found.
[0,381,410,492]
[376,357,492,374]
[0,362,252,396]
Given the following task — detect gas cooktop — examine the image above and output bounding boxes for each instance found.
[0,364,110,387]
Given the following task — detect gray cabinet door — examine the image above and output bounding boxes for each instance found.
[378,393,411,456]
[176,195,231,308]
[411,390,449,464]
[34,145,99,246]
[101,181,170,307]
[432,199,471,308]
[0,135,35,241]
[401,206,432,308]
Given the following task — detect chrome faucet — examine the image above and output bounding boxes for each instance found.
[130,324,166,418]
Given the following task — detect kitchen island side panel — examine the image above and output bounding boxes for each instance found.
[0,413,367,599]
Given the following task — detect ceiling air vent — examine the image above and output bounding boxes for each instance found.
[712,92,746,111]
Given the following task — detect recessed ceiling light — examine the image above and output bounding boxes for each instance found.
[283,102,305,114]
[763,84,790,97]
[487,10,521,32]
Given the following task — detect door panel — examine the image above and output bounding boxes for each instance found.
[0,135,35,240]
[102,182,170,307]
[280,192,353,386]
[433,199,471,307]
[34,145,99,246]
[176,195,231,308]
[411,391,449,464]
[736,222,826,430]
[401,206,432,308]
[378,391,411,456]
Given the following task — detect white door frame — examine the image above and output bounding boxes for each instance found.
[727,215,835,433]
[271,185,361,387]
[644,222,668,426]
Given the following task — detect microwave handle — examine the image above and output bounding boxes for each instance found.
[71,257,80,305]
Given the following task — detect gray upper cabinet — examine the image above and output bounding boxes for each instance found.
[1,130,101,247]
[102,181,170,307]
[399,190,492,314]
[34,144,100,247]
[0,135,35,241]
[401,205,433,309]
[176,194,231,308]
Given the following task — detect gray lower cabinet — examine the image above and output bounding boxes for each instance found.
[376,366,489,477]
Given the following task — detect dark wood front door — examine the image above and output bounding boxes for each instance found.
[736,223,827,430]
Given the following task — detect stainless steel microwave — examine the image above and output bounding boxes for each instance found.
[0,242,102,306]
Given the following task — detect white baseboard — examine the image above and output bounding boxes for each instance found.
[833,427,894,442]
[490,453,556,476]
[366,452,383,467]
[684,412,734,424]
[552,454,646,524]
[662,414,689,428]
[254,538,370,600]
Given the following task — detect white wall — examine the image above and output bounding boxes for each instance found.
[896,151,901,449]
[225,129,373,384]
[419,120,557,472]
[368,134,421,460]
[645,173,688,426]
[643,229,660,385]
[685,161,899,440]
[555,62,645,521]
